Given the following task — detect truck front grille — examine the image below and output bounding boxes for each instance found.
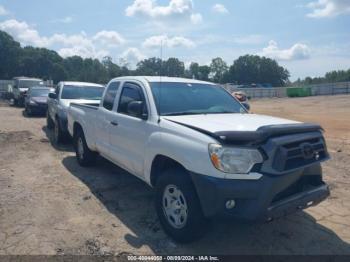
[272,137,328,172]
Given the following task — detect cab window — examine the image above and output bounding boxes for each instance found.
[118,83,147,118]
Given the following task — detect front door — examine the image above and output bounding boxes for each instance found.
[108,82,150,178]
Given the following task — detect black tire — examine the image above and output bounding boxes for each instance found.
[155,168,208,243]
[54,117,66,144]
[18,98,24,107]
[46,111,54,129]
[74,129,97,167]
[13,98,18,107]
[25,105,32,116]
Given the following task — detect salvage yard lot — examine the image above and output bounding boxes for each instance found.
[0,95,350,255]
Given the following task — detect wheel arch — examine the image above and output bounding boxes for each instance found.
[73,121,83,138]
[150,155,189,187]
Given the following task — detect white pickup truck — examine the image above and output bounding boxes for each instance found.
[67,76,330,242]
[47,81,105,144]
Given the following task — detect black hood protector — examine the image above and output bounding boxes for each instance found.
[166,119,323,146]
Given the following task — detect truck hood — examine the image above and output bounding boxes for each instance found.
[164,114,300,133]
[31,96,48,104]
[61,99,100,108]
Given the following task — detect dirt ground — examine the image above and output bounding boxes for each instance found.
[0,95,350,255]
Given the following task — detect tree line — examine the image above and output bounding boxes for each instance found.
[294,69,350,86]
[5,29,347,87]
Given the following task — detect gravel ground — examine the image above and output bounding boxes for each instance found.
[0,96,349,255]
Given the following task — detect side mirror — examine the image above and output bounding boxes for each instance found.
[127,101,148,120]
[48,93,57,99]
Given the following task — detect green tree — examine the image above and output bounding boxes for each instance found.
[136,57,162,76]
[228,55,290,87]
[51,63,68,83]
[198,65,211,81]
[163,58,185,77]
[187,62,200,79]
[63,56,84,81]
[210,57,228,83]
[293,68,350,86]
[0,31,21,79]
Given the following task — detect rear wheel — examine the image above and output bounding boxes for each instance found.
[74,129,97,167]
[155,168,208,243]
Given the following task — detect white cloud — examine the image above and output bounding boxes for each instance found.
[58,46,109,59]
[121,48,146,67]
[260,40,311,61]
[190,13,203,24]
[0,19,48,46]
[143,34,196,48]
[48,32,90,47]
[0,19,125,59]
[306,0,350,18]
[125,0,202,24]
[93,30,126,47]
[212,4,229,14]
[0,5,8,15]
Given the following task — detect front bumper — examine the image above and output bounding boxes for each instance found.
[27,104,48,113]
[190,164,330,222]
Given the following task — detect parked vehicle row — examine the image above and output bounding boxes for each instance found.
[13,76,331,243]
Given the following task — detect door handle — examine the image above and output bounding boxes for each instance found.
[110,121,119,126]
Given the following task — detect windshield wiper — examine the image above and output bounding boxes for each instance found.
[208,111,239,114]
[162,111,207,116]
[162,111,242,116]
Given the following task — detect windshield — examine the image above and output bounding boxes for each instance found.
[150,82,245,116]
[61,85,104,100]
[31,89,50,97]
[19,80,43,89]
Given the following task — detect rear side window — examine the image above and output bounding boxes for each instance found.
[103,82,120,110]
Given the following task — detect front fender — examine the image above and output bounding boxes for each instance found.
[143,131,219,186]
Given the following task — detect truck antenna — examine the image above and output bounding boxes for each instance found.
[158,40,163,124]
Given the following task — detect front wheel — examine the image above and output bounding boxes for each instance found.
[25,105,32,116]
[46,111,54,129]
[54,117,65,144]
[155,168,208,243]
[74,129,97,167]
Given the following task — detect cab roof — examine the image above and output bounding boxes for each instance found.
[60,81,104,87]
[29,86,51,89]
[13,77,43,81]
[111,76,215,85]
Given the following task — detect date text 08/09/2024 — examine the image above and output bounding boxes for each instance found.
[127,256,220,261]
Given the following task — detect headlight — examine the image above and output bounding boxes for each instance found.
[208,144,263,174]
[29,100,37,105]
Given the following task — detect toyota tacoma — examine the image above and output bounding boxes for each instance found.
[67,77,330,243]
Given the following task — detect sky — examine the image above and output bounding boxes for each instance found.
[0,0,349,81]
